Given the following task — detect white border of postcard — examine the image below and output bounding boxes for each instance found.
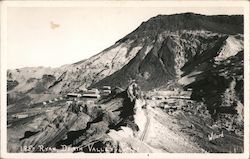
[0,1,249,159]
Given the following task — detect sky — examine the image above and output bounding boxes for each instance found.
[7,5,243,69]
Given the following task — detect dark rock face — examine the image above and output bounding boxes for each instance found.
[186,51,243,119]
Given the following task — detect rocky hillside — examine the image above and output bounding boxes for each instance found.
[8,82,243,153]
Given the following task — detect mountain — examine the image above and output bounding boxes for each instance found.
[8,13,243,92]
[7,13,244,153]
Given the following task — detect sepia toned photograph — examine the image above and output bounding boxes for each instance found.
[0,1,249,158]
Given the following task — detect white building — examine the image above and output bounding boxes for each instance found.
[12,114,28,119]
[103,90,111,94]
[66,101,73,105]
[67,93,82,98]
[103,86,111,90]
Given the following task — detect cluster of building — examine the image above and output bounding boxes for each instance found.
[146,90,192,101]
[66,86,112,99]
[10,86,112,120]
[152,95,191,100]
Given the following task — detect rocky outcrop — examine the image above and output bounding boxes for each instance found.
[127,81,142,101]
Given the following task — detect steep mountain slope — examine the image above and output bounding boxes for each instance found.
[91,13,243,90]
[92,31,242,90]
